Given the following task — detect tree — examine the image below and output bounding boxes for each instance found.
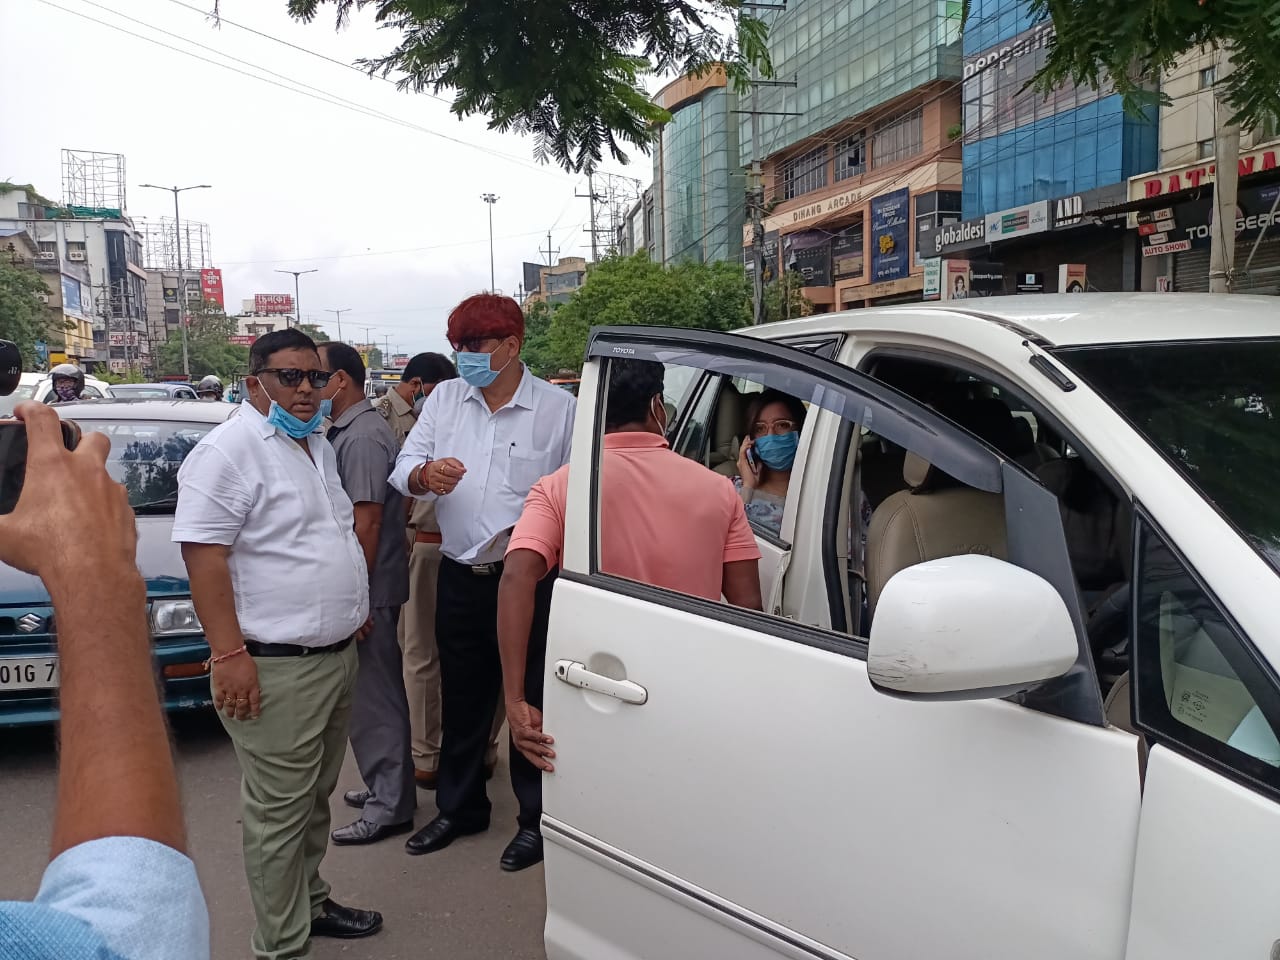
[521,299,558,379]
[542,253,759,373]
[366,347,384,369]
[763,271,815,324]
[269,0,771,172]
[155,300,249,380]
[297,323,331,343]
[1003,0,1280,129]
[0,259,51,367]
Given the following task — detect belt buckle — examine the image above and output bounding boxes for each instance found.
[470,562,498,576]
[299,645,313,656]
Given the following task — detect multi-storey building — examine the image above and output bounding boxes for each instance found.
[739,0,966,309]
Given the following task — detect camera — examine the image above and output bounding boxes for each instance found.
[0,340,20,397]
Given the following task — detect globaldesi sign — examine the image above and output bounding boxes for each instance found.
[254,293,294,314]
[935,217,985,254]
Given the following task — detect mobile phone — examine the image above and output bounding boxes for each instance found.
[745,442,759,471]
[0,419,82,515]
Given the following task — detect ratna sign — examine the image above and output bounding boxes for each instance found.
[985,201,1050,241]
[870,188,911,283]
[199,268,225,308]
[254,293,294,314]
[1135,147,1280,199]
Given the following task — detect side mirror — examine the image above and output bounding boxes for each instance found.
[868,555,1077,700]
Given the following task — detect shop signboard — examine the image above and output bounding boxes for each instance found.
[942,260,970,300]
[228,335,256,346]
[60,276,84,318]
[870,188,910,283]
[969,260,1005,296]
[1174,183,1280,249]
[199,268,225,308]
[923,258,942,300]
[984,201,1049,241]
[1016,271,1046,293]
[744,231,781,283]
[391,354,410,369]
[254,293,294,314]
[1059,263,1088,292]
[784,230,833,287]
[934,216,986,255]
[831,225,864,280]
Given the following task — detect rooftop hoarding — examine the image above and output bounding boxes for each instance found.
[200,268,225,308]
[254,293,294,315]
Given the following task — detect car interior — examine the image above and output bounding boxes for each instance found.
[671,357,1138,734]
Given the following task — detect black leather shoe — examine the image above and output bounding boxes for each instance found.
[500,828,544,872]
[404,814,487,856]
[343,789,371,809]
[310,898,383,939]
[331,818,413,845]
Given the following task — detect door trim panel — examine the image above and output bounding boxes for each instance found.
[543,818,857,960]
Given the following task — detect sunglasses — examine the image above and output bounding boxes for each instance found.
[452,337,503,354]
[258,368,333,388]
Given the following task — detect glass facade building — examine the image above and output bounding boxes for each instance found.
[960,0,1157,218]
[740,0,962,166]
[656,81,744,264]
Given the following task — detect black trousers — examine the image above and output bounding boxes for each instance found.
[435,557,555,832]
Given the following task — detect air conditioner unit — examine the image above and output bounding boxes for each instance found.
[38,293,51,304]
[37,251,57,260]
[67,249,86,261]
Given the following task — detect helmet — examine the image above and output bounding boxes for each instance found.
[197,375,223,399]
[49,364,85,402]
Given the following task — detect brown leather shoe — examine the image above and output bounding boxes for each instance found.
[414,768,438,790]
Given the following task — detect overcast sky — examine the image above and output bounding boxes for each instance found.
[0,0,652,357]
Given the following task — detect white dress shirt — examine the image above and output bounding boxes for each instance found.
[172,400,370,647]
[390,366,575,564]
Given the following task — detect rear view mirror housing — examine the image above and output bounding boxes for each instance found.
[868,555,1077,700]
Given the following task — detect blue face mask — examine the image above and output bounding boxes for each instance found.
[456,345,511,388]
[264,392,332,439]
[753,431,798,471]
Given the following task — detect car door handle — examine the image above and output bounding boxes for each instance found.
[554,660,648,705]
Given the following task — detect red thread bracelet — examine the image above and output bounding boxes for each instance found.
[204,644,247,670]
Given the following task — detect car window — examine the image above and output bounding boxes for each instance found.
[81,385,104,399]
[80,419,216,514]
[1134,518,1280,789]
[176,389,197,399]
[671,373,720,461]
[0,383,38,417]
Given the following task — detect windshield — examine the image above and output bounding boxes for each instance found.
[79,419,214,513]
[0,384,39,418]
[1057,339,1280,571]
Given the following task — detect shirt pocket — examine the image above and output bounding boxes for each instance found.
[506,448,555,495]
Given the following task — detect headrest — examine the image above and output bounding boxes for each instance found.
[903,451,930,488]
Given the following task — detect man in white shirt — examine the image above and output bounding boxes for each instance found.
[391,293,575,872]
[173,328,383,960]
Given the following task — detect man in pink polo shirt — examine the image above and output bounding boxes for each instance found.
[497,359,762,785]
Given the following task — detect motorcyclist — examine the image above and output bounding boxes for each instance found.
[47,364,85,403]
[196,375,223,401]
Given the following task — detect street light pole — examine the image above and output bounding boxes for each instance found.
[481,193,499,292]
[275,268,318,329]
[139,183,211,380]
[325,308,349,341]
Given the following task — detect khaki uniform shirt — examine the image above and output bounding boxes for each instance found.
[375,387,438,534]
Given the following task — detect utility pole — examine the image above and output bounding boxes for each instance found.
[540,230,558,266]
[275,268,318,329]
[1209,56,1240,294]
[325,308,349,341]
[481,193,499,292]
[140,183,212,378]
[577,175,606,262]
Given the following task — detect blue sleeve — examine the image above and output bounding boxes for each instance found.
[0,837,210,960]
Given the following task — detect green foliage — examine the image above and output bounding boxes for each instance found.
[0,260,51,367]
[961,0,1280,131]
[521,299,558,379]
[367,347,384,369]
[762,270,815,324]
[98,370,151,385]
[530,252,807,373]
[155,300,249,380]
[270,0,772,172]
[297,323,331,343]
[0,181,58,210]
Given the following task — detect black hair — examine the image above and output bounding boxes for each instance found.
[605,358,665,430]
[320,341,367,388]
[745,388,807,433]
[402,352,458,385]
[249,327,318,374]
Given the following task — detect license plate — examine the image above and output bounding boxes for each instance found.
[0,656,59,691]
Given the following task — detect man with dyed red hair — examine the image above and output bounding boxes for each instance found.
[390,293,575,872]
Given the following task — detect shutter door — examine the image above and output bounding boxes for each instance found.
[1174,248,1210,292]
[1175,239,1280,294]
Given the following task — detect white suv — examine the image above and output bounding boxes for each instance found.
[0,371,114,415]
[541,293,1280,960]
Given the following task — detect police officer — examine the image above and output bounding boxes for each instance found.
[47,365,84,403]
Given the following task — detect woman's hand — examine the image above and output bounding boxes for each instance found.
[737,436,761,489]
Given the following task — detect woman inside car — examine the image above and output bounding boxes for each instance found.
[735,389,806,536]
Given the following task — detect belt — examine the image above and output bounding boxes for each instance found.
[414,530,443,544]
[445,557,504,577]
[246,635,354,658]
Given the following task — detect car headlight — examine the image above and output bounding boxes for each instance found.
[151,599,203,636]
